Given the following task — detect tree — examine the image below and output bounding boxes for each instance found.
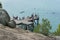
[54,24,60,36]
[33,23,40,33]
[40,18,52,36]
[33,18,52,36]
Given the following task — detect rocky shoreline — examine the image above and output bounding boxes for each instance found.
[0,24,56,40]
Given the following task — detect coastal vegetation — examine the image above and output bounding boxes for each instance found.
[53,24,60,36]
[33,17,60,36]
[33,18,52,36]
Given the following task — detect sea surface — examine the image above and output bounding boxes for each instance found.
[9,9,60,32]
[1,0,60,32]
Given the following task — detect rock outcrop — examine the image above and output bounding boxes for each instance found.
[0,3,16,28]
[8,20,16,28]
[0,8,10,26]
[0,24,55,40]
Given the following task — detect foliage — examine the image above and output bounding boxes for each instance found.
[54,24,60,36]
[33,18,52,36]
[33,23,40,33]
[40,18,52,36]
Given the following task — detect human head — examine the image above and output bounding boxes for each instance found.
[0,2,2,8]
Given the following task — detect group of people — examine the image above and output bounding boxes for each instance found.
[13,14,39,21]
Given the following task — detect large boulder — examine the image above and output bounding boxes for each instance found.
[0,3,16,28]
[0,8,16,28]
[0,8,10,26]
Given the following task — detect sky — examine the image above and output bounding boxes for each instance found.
[0,0,60,32]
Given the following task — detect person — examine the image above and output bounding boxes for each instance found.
[31,14,34,29]
[22,17,25,20]
[19,17,21,20]
[35,14,39,25]
[0,2,2,8]
[13,16,18,20]
[31,14,34,22]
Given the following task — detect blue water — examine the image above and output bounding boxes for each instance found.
[1,0,60,32]
[1,6,59,32]
[7,9,60,32]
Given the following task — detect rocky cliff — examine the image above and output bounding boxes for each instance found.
[0,24,55,40]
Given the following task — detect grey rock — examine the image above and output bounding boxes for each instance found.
[0,25,56,40]
[0,3,16,28]
[0,8,16,28]
[0,8,10,26]
[55,36,60,40]
[8,20,16,28]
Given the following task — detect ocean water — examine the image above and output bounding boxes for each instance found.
[21,10,60,32]
[8,9,60,32]
[1,5,59,32]
[1,0,60,32]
